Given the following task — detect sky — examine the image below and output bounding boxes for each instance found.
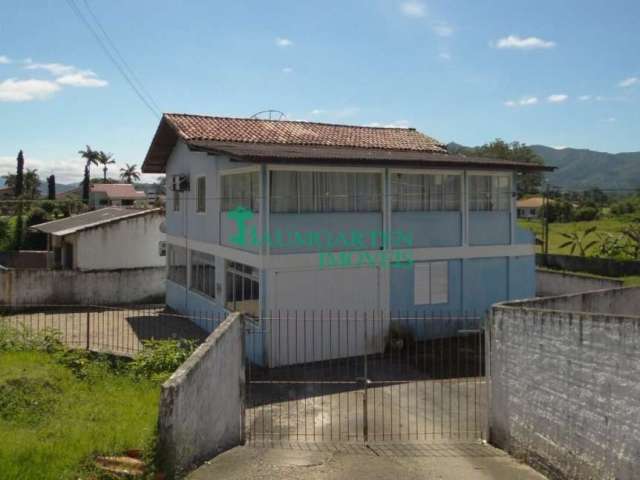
[0,0,638,184]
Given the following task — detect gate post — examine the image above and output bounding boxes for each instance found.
[362,313,369,443]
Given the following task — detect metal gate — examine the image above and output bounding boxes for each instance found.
[245,311,486,444]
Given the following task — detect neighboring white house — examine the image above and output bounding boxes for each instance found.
[89,183,147,209]
[516,196,544,218]
[31,207,165,271]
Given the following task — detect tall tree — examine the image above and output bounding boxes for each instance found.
[47,175,56,200]
[15,150,24,197]
[119,163,141,184]
[23,169,41,199]
[78,145,99,203]
[453,139,545,196]
[97,151,116,181]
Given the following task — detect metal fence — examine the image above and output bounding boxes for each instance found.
[245,310,487,444]
[0,304,227,356]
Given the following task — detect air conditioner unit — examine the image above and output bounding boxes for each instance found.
[158,241,167,257]
[171,175,190,192]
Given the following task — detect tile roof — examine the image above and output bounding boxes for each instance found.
[90,183,147,199]
[516,197,545,208]
[163,113,447,152]
[31,207,161,236]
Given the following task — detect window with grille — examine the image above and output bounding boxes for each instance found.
[190,250,215,298]
[270,171,382,213]
[225,261,259,316]
[167,244,187,286]
[391,173,461,212]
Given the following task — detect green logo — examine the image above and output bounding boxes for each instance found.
[226,206,254,247]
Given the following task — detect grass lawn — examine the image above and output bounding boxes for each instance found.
[518,217,631,256]
[0,350,161,480]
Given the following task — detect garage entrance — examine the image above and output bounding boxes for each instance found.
[245,311,486,443]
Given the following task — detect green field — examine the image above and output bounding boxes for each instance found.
[0,351,160,480]
[518,217,631,256]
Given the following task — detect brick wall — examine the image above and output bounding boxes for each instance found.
[489,302,640,479]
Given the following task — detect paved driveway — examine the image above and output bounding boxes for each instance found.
[187,443,547,480]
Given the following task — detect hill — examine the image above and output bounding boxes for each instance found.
[448,143,640,191]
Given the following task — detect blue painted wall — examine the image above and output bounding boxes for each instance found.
[391,212,462,248]
[508,255,536,300]
[269,213,383,254]
[462,257,508,314]
[514,225,535,244]
[469,212,511,245]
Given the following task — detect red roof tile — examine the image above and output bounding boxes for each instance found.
[90,184,146,199]
[164,113,446,153]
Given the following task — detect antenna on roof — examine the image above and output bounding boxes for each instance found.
[250,109,286,120]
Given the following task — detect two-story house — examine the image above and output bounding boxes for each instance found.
[142,113,552,364]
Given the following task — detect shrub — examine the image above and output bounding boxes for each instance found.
[129,339,197,381]
[574,206,599,221]
[0,324,63,353]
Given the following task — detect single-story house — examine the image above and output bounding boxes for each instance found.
[516,196,544,218]
[141,113,553,365]
[89,183,147,209]
[31,207,165,271]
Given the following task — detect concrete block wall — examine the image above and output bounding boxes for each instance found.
[157,313,245,478]
[489,305,640,479]
[0,267,166,305]
[536,268,624,297]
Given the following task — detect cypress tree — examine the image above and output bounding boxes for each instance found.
[47,175,56,200]
[82,165,90,203]
[15,150,24,197]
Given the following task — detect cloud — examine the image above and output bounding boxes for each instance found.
[309,107,359,118]
[618,76,638,88]
[24,61,108,88]
[578,95,592,101]
[432,22,453,37]
[400,1,426,17]
[604,117,616,123]
[547,94,568,103]
[0,154,82,183]
[494,35,556,50]
[368,120,411,128]
[282,67,293,74]
[0,56,10,64]
[505,96,538,107]
[56,71,108,87]
[310,109,325,115]
[438,52,451,61]
[275,37,293,47]
[551,146,568,150]
[0,78,61,102]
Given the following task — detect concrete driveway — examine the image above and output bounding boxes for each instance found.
[187,443,547,480]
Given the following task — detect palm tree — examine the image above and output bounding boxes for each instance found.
[78,145,99,202]
[120,164,141,184]
[23,169,41,199]
[558,226,598,256]
[97,151,116,181]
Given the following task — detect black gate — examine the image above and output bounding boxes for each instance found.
[245,311,486,444]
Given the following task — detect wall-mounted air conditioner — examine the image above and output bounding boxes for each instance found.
[171,175,190,192]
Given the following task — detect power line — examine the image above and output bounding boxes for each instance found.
[64,0,161,118]
[81,0,162,114]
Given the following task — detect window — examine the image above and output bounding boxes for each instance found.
[469,175,511,211]
[391,173,461,212]
[196,176,206,213]
[167,245,187,286]
[225,261,259,316]
[221,171,260,212]
[173,190,180,212]
[414,261,448,305]
[270,171,381,213]
[190,251,216,299]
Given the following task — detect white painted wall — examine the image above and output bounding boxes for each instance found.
[74,211,165,271]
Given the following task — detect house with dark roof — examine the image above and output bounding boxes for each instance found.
[31,207,164,270]
[142,113,552,365]
[89,183,147,209]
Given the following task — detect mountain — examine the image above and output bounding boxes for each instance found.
[0,179,79,194]
[529,145,640,191]
[448,143,640,191]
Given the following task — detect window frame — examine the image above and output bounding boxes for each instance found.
[468,173,512,212]
[195,175,207,213]
[220,169,261,212]
[190,250,216,299]
[167,244,187,286]
[225,260,260,316]
[390,170,463,212]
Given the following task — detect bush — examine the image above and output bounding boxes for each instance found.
[129,339,197,381]
[25,207,49,227]
[0,324,63,353]
[574,206,599,221]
